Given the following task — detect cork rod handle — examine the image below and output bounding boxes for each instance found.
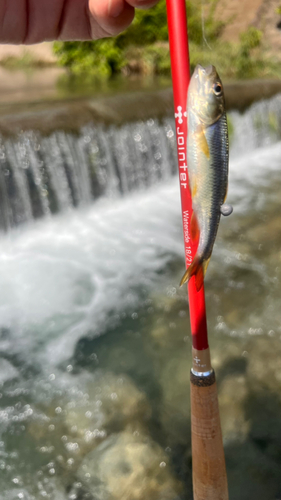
[190,369,228,500]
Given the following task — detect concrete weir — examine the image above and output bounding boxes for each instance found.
[0,79,281,136]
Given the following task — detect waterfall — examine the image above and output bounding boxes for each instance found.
[0,117,177,229]
[1,91,281,230]
[229,93,281,155]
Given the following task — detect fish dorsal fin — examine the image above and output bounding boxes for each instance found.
[195,124,210,158]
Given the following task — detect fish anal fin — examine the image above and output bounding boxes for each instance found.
[195,265,204,292]
[180,255,208,291]
[195,124,210,158]
[180,255,202,288]
[190,211,200,244]
[194,257,210,290]
[223,186,228,203]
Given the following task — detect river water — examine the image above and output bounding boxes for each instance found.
[1,92,281,499]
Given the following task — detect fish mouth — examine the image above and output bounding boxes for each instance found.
[194,64,215,79]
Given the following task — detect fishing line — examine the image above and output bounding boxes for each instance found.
[201,0,212,50]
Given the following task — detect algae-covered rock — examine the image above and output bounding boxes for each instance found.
[226,440,281,500]
[158,354,191,448]
[247,336,281,392]
[76,430,182,500]
[28,370,151,468]
[219,375,249,440]
[64,371,151,448]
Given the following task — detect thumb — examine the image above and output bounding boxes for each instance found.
[88,0,135,38]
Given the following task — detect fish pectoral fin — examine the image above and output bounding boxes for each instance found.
[220,203,233,216]
[190,211,200,243]
[191,179,198,198]
[195,124,210,158]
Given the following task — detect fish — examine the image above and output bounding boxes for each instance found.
[180,64,231,291]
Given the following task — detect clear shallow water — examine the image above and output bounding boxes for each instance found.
[1,96,281,499]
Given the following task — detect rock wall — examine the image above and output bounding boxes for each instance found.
[214,0,281,59]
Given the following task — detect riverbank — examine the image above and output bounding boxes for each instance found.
[0,42,55,66]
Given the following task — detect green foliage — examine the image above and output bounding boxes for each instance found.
[117,0,169,46]
[53,4,280,82]
[240,26,262,50]
[187,0,223,44]
[53,0,223,78]
[53,39,125,78]
[189,26,278,81]
[236,27,263,78]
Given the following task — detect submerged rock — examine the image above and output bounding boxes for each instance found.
[28,370,152,477]
[219,374,249,440]
[64,371,151,452]
[76,430,182,500]
[247,336,281,392]
[159,354,191,448]
[226,439,281,500]
[212,335,281,498]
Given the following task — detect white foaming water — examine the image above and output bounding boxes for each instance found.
[229,94,281,156]
[1,94,281,371]
[228,141,281,211]
[0,138,280,370]
[0,181,183,368]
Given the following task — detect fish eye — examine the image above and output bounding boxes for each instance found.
[213,83,222,96]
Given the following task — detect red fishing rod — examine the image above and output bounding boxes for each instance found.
[165,1,228,499]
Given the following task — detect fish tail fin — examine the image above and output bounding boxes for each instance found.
[180,255,204,291]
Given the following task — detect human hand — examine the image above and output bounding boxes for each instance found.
[0,0,159,44]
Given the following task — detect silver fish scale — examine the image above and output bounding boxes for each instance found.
[188,112,228,262]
